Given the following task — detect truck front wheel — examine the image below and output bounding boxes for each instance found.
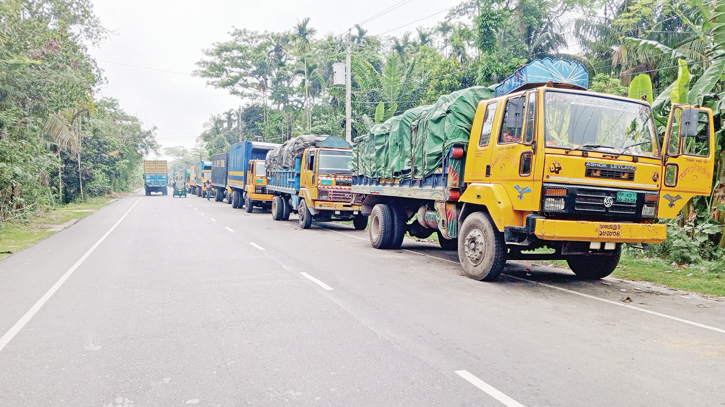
[353,214,368,231]
[369,204,394,249]
[298,199,312,229]
[458,212,506,281]
[567,245,622,279]
[245,195,254,213]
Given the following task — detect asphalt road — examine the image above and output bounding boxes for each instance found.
[1,189,724,407]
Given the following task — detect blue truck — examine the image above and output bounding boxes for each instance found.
[143,160,168,196]
[227,141,280,209]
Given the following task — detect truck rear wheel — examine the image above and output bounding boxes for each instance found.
[272,196,283,220]
[567,245,622,279]
[369,204,394,249]
[388,206,406,249]
[437,231,457,251]
[231,190,241,208]
[353,214,368,231]
[458,212,506,281]
[281,198,291,220]
[245,195,254,213]
[298,199,312,229]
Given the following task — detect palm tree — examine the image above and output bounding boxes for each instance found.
[416,26,432,47]
[43,108,90,203]
[292,17,317,132]
[436,21,454,56]
[352,24,368,45]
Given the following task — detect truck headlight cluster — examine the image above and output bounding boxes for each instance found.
[544,197,566,212]
[318,190,329,201]
[642,194,658,218]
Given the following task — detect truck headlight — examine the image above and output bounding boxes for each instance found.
[642,204,657,218]
[544,197,565,212]
[318,190,329,201]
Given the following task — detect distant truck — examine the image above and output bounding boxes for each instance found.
[143,160,168,196]
[350,58,715,281]
[211,153,229,202]
[266,135,367,230]
[189,161,211,197]
[243,159,274,213]
[227,141,280,209]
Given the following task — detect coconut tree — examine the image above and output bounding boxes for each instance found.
[292,17,317,132]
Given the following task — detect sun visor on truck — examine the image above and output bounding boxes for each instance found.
[495,58,589,97]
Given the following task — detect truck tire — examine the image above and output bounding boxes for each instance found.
[145,187,149,196]
[567,244,622,279]
[272,196,283,220]
[353,214,368,231]
[369,204,394,249]
[388,206,406,249]
[298,199,312,229]
[458,212,506,281]
[245,195,254,213]
[437,231,457,251]
[231,190,240,208]
[227,191,232,204]
[281,198,291,220]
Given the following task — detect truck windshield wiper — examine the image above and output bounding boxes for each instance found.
[614,141,650,158]
[564,144,611,154]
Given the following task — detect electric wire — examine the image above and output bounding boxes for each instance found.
[374,6,454,36]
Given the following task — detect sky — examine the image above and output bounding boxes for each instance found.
[87,0,464,159]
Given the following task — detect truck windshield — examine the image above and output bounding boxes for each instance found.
[318,150,352,175]
[544,91,659,157]
[255,162,266,177]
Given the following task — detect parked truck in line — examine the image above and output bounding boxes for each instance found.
[189,161,211,197]
[243,159,275,213]
[266,135,367,229]
[143,160,168,196]
[211,153,229,202]
[228,141,280,209]
[351,58,716,281]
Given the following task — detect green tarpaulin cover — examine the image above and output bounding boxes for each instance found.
[354,86,493,179]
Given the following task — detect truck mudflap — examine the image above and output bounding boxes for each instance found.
[534,219,667,244]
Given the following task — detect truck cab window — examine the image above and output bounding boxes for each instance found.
[479,101,498,147]
[306,152,315,171]
[523,91,536,144]
[499,95,524,144]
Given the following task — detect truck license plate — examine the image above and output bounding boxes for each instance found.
[616,191,636,203]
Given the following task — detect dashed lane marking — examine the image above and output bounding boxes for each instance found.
[225,227,234,232]
[300,272,334,291]
[455,370,525,407]
[249,242,265,251]
[0,197,142,353]
[210,218,217,222]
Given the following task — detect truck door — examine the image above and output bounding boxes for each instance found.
[464,100,499,182]
[659,105,716,218]
[301,150,316,189]
[489,91,539,210]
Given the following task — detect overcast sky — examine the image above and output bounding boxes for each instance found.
[87,0,463,159]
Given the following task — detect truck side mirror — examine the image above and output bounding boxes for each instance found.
[505,97,524,129]
[681,108,699,138]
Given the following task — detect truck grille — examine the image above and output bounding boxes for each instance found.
[329,190,352,202]
[574,189,637,214]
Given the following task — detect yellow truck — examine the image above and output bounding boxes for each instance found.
[242,159,275,213]
[266,135,367,229]
[351,59,715,281]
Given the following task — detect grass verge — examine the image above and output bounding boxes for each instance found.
[0,196,117,260]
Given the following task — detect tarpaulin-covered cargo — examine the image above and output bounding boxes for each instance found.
[266,135,350,170]
[371,120,393,178]
[412,86,494,178]
[388,105,432,177]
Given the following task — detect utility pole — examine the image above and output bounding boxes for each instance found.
[345,29,352,144]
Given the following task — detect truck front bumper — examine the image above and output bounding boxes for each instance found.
[311,201,362,213]
[534,219,667,244]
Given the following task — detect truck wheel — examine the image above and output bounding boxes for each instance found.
[388,206,406,249]
[281,198,291,220]
[567,245,622,279]
[227,191,232,204]
[458,212,506,281]
[272,196,283,220]
[245,195,254,213]
[353,214,368,231]
[369,204,394,249]
[437,231,457,251]
[231,190,240,208]
[298,199,312,229]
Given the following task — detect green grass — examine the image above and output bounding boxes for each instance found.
[613,255,725,297]
[0,196,116,260]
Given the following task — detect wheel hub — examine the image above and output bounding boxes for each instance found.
[464,229,485,265]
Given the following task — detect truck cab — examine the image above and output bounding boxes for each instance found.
[243,159,274,213]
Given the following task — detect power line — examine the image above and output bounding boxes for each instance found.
[359,0,415,26]
[375,6,454,36]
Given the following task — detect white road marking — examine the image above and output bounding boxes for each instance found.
[324,226,725,335]
[225,227,234,232]
[210,218,217,222]
[455,370,525,407]
[200,212,205,215]
[194,208,198,211]
[300,272,334,291]
[504,274,725,335]
[0,197,142,353]
[249,242,265,251]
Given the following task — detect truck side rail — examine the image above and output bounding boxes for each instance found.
[266,168,300,195]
